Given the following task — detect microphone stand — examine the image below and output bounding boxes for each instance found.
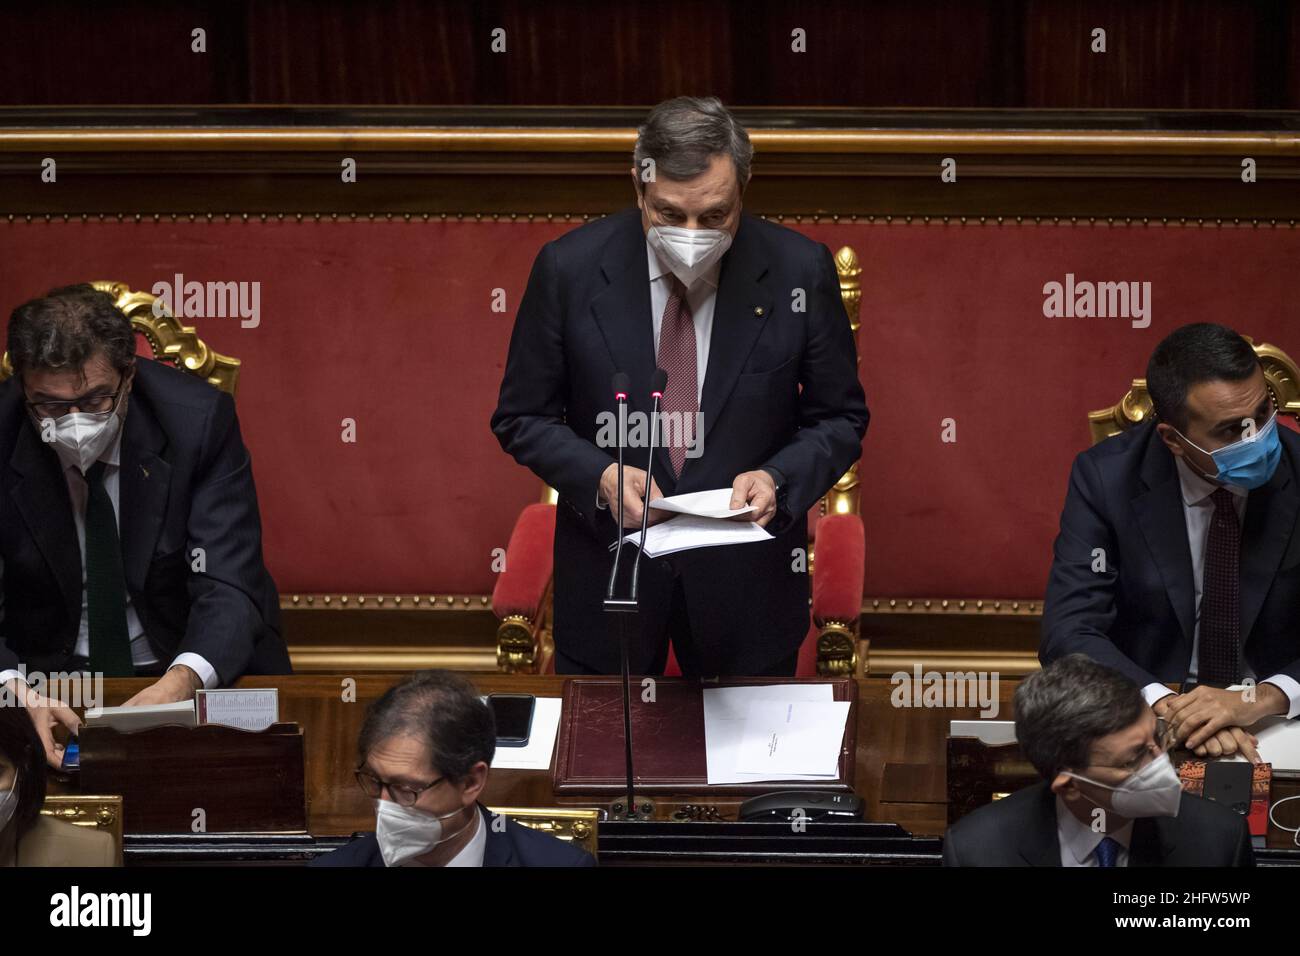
[602,380,642,820]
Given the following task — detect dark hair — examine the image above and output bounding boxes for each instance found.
[0,700,49,838]
[633,96,753,193]
[1014,654,1147,780]
[357,670,495,782]
[6,284,136,379]
[1146,322,1260,432]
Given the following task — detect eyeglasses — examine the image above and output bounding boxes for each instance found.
[354,768,445,808]
[1087,719,1176,775]
[26,375,129,421]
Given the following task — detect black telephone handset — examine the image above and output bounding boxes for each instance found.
[738,790,864,822]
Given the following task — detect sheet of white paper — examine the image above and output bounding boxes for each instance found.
[648,488,755,519]
[620,514,770,557]
[489,697,562,771]
[737,700,852,776]
[703,684,838,784]
[949,720,1017,746]
[1227,714,1300,770]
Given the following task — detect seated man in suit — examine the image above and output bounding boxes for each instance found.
[0,695,116,866]
[0,284,290,768]
[944,654,1253,867]
[311,670,595,868]
[1042,322,1300,761]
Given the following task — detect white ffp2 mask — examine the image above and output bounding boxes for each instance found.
[1065,752,1184,819]
[646,224,732,287]
[374,799,473,867]
[40,409,123,474]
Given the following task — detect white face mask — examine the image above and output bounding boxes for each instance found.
[0,772,18,833]
[374,798,472,867]
[646,224,733,287]
[40,408,123,474]
[1064,752,1184,819]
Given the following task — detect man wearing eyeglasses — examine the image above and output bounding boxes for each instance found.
[943,655,1253,867]
[310,671,595,867]
[1042,322,1300,762]
[0,284,289,768]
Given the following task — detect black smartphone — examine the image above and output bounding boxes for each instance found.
[60,737,80,773]
[1204,761,1253,815]
[488,694,535,748]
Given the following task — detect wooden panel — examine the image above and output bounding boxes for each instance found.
[66,674,1019,838]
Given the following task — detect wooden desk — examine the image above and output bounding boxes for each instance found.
[81,673,1017,837]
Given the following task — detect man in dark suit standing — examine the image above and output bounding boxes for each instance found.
[0,284,289,767]
[1042,323,1300,760]
[491,97,869,676]
[311,670,595,868]
[943,655,1253,867]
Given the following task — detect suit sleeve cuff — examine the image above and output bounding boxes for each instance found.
[171,653,219,690]
[1261,675,1300,719]
[0,669,27,688]
[1142,682,1176,708]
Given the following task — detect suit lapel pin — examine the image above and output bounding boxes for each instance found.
[754,306,765,316]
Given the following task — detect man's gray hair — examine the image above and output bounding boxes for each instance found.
[1013,654,1147,781]
[633,96,753,193]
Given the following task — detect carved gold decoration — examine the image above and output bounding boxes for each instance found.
[487,806,599,857]
[834,245,861,352]
[497,615,538,673]
[0,280,239,396]
[40,795,124,864]
[1088,337,1300,445]
[816,621,860,678]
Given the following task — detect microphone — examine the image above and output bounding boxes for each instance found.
[605,372,631,603]
[630,368,668,602]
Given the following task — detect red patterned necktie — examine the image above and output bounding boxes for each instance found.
[1199,487,1242,686]
[657,275,698,477]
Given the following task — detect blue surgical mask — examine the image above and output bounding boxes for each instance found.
[1174,411,1282,490]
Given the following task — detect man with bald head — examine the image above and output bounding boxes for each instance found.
[492,96,869,677]
[1043,322,1300,761]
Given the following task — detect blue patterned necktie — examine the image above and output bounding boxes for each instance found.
[1094,836,1121,868]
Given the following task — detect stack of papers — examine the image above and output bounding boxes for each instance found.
[619,488,771,557]
[84,700,197,732]
[488,697,563,771]
[703,684,851,784]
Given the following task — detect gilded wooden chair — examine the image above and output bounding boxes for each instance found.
[492,247,868,677]
[40,794,125,866]
[0,280,239,395]
[1087,337,1300,445]
[487,805,599,857]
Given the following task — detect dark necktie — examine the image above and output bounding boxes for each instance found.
[84,460,133,677]
[657,275,698,477]
[1094,836,1121,868]
[1199,487,1242,687]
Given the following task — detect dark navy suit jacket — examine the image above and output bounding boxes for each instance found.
[0,357,290,681]
[491,207,869,674]
[942,781,1253,867]
[309,805,597,867]
[1041,420,1300,689]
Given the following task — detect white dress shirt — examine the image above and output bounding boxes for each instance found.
[1141,458,1300,718]
[403,807,486,867]
[0,426,215,689]
[1056,795,1133,867]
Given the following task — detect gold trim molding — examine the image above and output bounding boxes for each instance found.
[4,213,1299,227]
[4,127,1299,156]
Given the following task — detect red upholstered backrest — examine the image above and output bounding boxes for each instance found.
[3,218,1297,599]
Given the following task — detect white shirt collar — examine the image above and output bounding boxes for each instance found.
[443,805,486,867]
[1055,794,1133,865]
[645,235,722,291]
[1174,455,1247,506]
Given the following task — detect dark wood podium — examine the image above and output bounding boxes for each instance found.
[553,677,858,795]
[79,721,307,834]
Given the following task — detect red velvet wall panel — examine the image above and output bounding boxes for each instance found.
[3,217,1297,600]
